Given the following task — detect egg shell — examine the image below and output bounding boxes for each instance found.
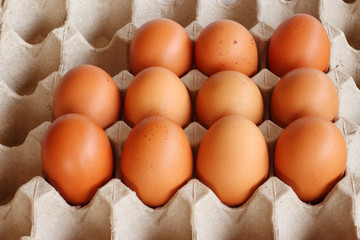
[129,18,193,77]
[196,115,269,207]
[268,13,331,77]
[53,64,121,129]
[124,66,192,128]
[196,70,264,128]
[270,67,339,128]
[195,19,258,77]
[274,116,347,204]
[120,116,193,208]
[41,113,114,206]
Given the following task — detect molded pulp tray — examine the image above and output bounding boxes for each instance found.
[1,0,360,239]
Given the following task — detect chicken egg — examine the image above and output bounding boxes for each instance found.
[124,66,192,128]
[270,67,339,128]
[268,13,331,77]
[274,116,347,204]
[196,70,264,128]
[41,113,114,205]
[129,18,193,77]
[53,64,121,129]
[120,116,193,208]
[196,115,269,207]
[195,19,258,77]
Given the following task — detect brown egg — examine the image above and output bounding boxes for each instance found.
[53,64,121,129]
[270,67,339,128]
[196,70,264,128]
[124,66,192,128]
[120,116,193,208]
[195,19,258,77]
[274,117,347,204]
[196,115,269,207]
[268,13,331,77]
[41,113,113,205]
[129,18,193,77]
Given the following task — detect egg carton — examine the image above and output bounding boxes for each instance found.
[1,0,360,239]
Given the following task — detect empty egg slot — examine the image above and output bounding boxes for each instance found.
[0,186,32,240]
[67,0,132,48]
[0,74,55,147]
[0,29,61,95]
[3,0,66,44]
[196,0,257,29]
[321,0,360,50]
[333,24,360,51]
[132,0,197,28]
[61,34,128,78]
[0,122,48,206]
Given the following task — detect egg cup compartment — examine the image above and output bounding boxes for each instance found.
[67,0,132,48]
[321,0,360,50]
[0,25,62,95]
[2,0,66,45]
[0,122,49,206]
[0,181,33,240]
[61,32,129,77]
[0,72,58,147]
[327,24,360,89]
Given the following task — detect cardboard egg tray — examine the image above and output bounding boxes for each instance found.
[1,0,360,239]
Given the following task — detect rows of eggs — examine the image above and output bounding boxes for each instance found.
[1,0,360,207]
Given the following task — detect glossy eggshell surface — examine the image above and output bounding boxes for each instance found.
[195,19,258,77]
[41,114,114,205]
[120,116,193,208]
[268,14,331,77]
[53,65,121,129]
[124,66,192,128]
[129,18,193,77]
[274,117,347,204]
[196,115,269,207]
[196,70,264,128]
[270,67,339,128]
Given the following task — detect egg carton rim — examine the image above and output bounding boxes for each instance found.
[1,169,358,213]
